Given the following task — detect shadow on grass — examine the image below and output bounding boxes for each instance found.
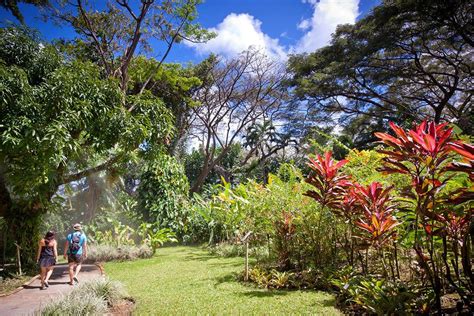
[313,298,337,308]
[184,253,216,262]
[214,273,238,286]
[207,261,242,268]
[238,290,289,298]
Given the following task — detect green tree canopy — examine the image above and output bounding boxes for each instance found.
[137,153,189,238]
[288,0,473,138]
[0,27,173,265]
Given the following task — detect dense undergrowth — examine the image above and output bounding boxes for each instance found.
[198,121,473,314]
[39,121,473,314]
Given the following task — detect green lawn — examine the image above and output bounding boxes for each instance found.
[105,246,341,315]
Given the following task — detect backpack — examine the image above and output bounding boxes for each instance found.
[69,232,82,254]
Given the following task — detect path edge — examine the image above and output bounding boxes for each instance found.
[0,274,39,298]
[0,263,104,298]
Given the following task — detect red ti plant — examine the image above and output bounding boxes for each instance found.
[375,121,454,221]
[304,151,350,209]
[375,120,473,311]
[351,182,400,277]
[275,210,296,270]
[304,151,353,265]
[447,141,474,203]
[352,182,400,250]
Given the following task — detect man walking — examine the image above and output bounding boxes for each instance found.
[63,223,87,285]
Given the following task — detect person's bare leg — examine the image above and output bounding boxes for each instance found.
[45,267,54,284]
[40,267,46,288]
[68,262,75,284]
[74,263,82,281]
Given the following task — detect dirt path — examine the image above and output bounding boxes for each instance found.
[0,264,102,315]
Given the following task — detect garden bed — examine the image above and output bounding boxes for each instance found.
[105,297,135,316]
[0,274,35,296]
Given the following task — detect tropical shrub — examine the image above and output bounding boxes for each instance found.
[138,223,178,254]
[84,244,152,263]
[197,162,339,269]
[314,121,472,313]
[375,121,473,310]
[187,120,472,313]
[41,278,128,315]
[332,274,417,315]
[87,219,136,247]
[137,154,189,238]
[73,278,128,307]
[85,220,176,261]
[41,292,107,316]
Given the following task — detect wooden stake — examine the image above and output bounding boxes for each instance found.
[245,240,249,281]
[2,230,6,270]
[241,231,252,281]
[14,242,21,275]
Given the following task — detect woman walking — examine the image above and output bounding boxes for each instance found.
[36,231,58,290]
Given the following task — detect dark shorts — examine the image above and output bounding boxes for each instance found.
[39,256,56,268]
[68,254,83,264]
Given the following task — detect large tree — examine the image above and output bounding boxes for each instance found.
[288,0,473,137]
[50,0,212,92]
[188,50,288,192]
[0,0,210,266]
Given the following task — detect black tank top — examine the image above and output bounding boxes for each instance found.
[40,241,54,258]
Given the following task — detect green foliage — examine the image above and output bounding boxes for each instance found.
[87,219,135,247]
[342,149,409,189]
[185,143,243,188]
[137,154,189,237]
[84,220,176,260]
[305,127,351,160]
[208,242,269,259]
[191,162,341,270]
[332,274,417,315]
[248,266,271,288]
[0,26,175,266]
[5,206,43,269]
[41,291,107,316]
[73,277,128,306]
[138,223,177,254]
[0,27,122,198]
[287,0,472,137]
[0,26,61,84]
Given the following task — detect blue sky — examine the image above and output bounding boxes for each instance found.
[0,0,380,63]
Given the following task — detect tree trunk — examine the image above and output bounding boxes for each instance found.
[190,163,211,193]
[5,202,44,272]
[0,171,12,218]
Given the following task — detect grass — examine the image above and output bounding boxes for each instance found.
[105,246,342,315]
[0,274,31,295]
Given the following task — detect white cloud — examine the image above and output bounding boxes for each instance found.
[297,19,311,31]
[187,1,360,59]
[294,0,360,53]
[185,13,287,60]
